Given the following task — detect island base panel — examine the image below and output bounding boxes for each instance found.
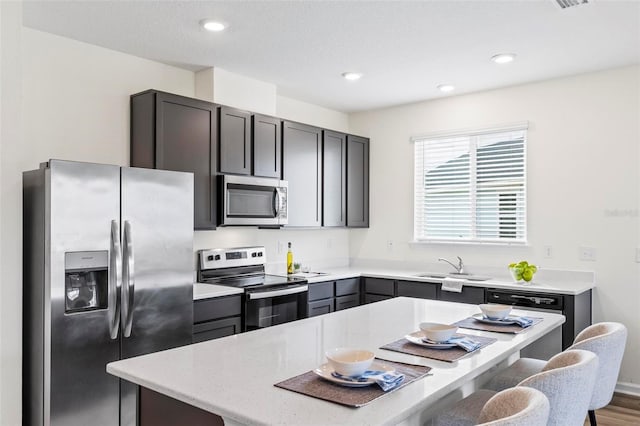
[139,387,224,426]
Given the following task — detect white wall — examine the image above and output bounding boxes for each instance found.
[0,2,23,423]
[349,65,640,389]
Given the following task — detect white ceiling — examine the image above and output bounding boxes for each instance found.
[22,0,640,113]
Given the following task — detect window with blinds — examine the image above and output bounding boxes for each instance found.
[413,126,527,244]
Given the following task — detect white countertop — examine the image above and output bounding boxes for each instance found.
[193,283,244,300]
[193,264,594,301]
[107,297,565,425]
[293,267,594,295]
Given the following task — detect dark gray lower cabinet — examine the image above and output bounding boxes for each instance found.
[335,294,359,311]
[308,299,334,317]
[365,293,393,304]
[308,281,335,318]
[363,277,395,304]
[438,286,485,304]
[193,317,242,343]
[308,278,361,316]
[193,295,242,343]
[397,280,438,300]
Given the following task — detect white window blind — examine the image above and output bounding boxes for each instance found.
[414,126,527,244]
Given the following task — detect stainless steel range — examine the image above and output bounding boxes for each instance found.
[197,246,308,331]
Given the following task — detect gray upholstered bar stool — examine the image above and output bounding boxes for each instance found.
[432,387,550,426]
[433,349,598,426]
[487,322,627,426]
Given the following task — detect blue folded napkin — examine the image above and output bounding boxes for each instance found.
[423,336,482,352]
[487,315,534,327]
[331,370,405,391]
[510,316,534,327]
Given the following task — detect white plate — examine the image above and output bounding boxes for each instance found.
[404,331,457,349]
[313,361,395,387]
[472,313,519,325]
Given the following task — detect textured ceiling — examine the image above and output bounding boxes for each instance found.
[22,0,640,112]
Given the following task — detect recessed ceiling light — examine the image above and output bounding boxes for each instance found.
[437,84,455,93]
[342,72,362,81]
[491,53,516,64]
[201,20,226,32]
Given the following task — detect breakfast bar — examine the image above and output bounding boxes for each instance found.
[107,297,565,425]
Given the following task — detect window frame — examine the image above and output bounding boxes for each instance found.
[412,123,528,245]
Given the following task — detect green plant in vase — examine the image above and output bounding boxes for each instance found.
[508,261,537,283]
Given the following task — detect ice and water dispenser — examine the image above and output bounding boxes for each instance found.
[64,251,108,313]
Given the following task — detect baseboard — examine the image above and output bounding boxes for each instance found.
[616,382,640,397]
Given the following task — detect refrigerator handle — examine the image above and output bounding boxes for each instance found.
[108,220,122,340]
[122,220,136,338]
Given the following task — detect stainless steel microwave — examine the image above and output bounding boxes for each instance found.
[219,175,288,226]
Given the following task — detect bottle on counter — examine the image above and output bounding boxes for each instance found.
[287,242,294,274]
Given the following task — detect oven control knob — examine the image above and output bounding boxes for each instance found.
[251,252,257,257]
[257,252,263,257]
[214,255,221,261]
[207,255,214,261]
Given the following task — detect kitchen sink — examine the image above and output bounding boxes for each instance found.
[414,273,491,282]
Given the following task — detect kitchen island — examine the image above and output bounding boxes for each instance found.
[107,297,565,426]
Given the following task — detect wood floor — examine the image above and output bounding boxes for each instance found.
[584,393,640,425]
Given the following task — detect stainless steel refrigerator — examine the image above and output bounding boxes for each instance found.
[23,160,194,426]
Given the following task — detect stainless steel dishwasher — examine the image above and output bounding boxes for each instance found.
[486,289,565,360]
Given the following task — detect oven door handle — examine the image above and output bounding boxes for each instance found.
[247,285,308,300]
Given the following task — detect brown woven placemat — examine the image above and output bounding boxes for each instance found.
[380,333,497,363]
[274,358,432,408]
[453,317,543,334]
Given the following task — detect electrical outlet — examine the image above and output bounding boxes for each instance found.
[386,240,394,252]
[277,241,284,255]
[543,245,553,259]
[579,246,596,261]
[635,248,640,263]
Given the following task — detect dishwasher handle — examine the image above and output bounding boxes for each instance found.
[487,289,564,310]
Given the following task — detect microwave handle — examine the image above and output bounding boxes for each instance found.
[273,188,281,216]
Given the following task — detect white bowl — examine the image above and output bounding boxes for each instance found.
[479,304,512,320]
[325,348,374,377]
[419,322,457,343]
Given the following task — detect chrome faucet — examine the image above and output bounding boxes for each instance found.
[438,256,465,274]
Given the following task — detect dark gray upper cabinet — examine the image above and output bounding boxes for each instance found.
[322,130,347,227]
[219,106,251,175]
[252,114,282,178]
[282,121,322,227]
[346,135,370,227]
[130,90,217,230]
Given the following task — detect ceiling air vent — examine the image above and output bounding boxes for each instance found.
[553,0,591,9]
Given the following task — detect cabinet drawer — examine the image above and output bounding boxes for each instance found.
[335,294,359,311]
[397,280,438,300]
[308,281,334,301]
[439,286,485,305]
[193,295,242,323]
[364,293,394,304]
[192,317,242,343]
[335,278,360,296]
[308,299,334,317]
[364,278,395,296]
